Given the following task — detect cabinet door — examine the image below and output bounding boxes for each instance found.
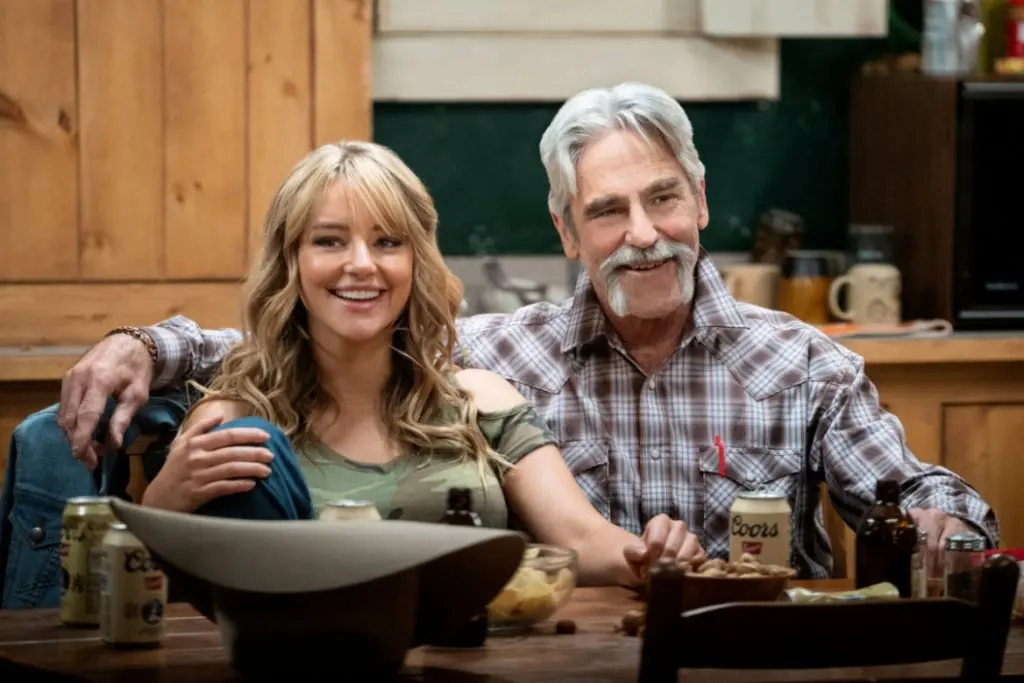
[945,404,1024,550]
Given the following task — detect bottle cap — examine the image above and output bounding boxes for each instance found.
[944,532,986,552]
[875,478,900,501]
[447,487,473,511]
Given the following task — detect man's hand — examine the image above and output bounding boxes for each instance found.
[908,507,976,574]
[623,514,706,581]
[58,333,155,470]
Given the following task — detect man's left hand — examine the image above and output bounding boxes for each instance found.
[908,507,976,574]
[623,514,706,581]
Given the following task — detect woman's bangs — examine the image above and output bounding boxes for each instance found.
[341,157,419,241]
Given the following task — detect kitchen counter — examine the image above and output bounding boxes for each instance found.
[3,332,1024,382]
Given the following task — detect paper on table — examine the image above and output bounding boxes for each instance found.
[816,319,954,340]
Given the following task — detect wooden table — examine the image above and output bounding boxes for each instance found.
[2,581,1023,682]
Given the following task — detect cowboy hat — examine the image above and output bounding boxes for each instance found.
[109,499,526,677]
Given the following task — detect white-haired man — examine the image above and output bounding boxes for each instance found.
[55,82,997,578]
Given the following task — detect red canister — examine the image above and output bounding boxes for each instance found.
[1008,0,1024,58]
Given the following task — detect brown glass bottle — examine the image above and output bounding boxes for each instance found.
[855,479,918,598]
[427,488,488,648]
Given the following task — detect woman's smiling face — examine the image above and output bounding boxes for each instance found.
[297,181,414,349]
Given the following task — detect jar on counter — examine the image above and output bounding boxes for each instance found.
[944,532,986,603]
[751,209,804,267]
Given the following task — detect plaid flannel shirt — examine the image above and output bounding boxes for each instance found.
[145,251,999,578]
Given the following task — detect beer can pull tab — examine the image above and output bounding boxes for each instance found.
[715,435,726,476]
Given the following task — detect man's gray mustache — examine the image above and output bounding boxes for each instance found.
[599,242,697,281]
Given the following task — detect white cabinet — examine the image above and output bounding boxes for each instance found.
[372,0,889,102]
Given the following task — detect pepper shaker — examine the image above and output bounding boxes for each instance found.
[944,531,986,603]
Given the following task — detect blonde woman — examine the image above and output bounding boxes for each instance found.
[139,141,699,587]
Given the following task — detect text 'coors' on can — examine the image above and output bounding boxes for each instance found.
[60,496,116,627]
[728,490,792,568]
[318,499,382,522]
[100,522,167,648]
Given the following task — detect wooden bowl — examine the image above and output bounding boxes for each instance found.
[681,569,796,611]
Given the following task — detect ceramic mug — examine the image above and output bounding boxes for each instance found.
[720,263,780,309]
[828,263,902,325]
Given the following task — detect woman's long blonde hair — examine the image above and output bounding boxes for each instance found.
[190,141,502,471]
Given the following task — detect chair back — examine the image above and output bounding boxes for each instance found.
[639,554,1019,683]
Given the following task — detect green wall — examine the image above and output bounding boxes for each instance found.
[373,37,891,256]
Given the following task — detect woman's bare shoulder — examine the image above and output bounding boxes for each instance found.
[454,369,527,413]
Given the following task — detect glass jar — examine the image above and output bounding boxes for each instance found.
[751,209,804,266]
[847,223,894,265]
[944,532,986,603]
[911,530,927,598]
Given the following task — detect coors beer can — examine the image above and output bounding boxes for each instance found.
[60,496,116,626]
[728,490,791,567]
[318,499,382,522]
[100,522,167,648]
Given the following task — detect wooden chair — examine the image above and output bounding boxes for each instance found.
[639,554,1020,683]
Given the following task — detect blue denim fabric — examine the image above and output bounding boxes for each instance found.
[194,417,315,522]
[0,393,189,609]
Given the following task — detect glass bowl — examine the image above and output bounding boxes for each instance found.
[486,544,578,632]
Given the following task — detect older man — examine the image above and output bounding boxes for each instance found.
[57,82,997,578]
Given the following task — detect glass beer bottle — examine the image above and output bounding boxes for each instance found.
[427,488,488,648]
[855,478,918,597]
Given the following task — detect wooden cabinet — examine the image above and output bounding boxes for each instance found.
[825,335,1024,578]
[0,0,372,347]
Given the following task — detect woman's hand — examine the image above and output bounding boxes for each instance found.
[141,414,274,513]
[623,515,707,582]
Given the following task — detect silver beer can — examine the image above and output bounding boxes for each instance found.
[728,490,792,568]
[99,522,167,648]
[60,496,116,627]
[318,499,382,522]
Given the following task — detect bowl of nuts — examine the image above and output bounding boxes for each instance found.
[679,554,796,610]
[486,544,577,632]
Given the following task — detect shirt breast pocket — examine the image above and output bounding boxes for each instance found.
[698,446,803,560]
[560,439,610,520]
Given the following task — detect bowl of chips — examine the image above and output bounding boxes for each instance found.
[486,544,577,631]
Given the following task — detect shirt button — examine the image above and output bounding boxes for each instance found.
[29,526,44,543]
[649,449,662,461]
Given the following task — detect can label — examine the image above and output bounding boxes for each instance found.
[728,492,792,568]
[60,500,114,626]
[100,531,167,646]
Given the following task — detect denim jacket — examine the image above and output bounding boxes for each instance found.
[0,392,189,609]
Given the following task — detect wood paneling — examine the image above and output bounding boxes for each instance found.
[0,283,242,346]
[77,0,164,280]
[849,74,960,322]
[0,0,79,282]
[247,0,313,265]
[0,381,61,489]
[1,0,373,353]
[163,0,248,279]
[314,0,374,144]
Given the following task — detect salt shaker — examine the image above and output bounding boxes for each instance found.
[944,531,986,603]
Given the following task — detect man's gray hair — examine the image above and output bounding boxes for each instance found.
[538,82,705,232]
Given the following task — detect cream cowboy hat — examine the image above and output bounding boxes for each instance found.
[109,499,526,677]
